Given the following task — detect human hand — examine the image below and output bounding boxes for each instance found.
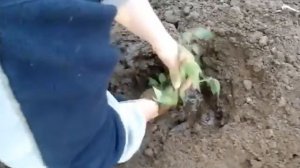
[119,98,159,121]
[140,88,171,116]
[154,39,196,92]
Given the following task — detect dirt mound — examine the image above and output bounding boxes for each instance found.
[114,0,300,168]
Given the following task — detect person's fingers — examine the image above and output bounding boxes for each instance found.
[179,79,193,99]
[169,46,195,90]
[169,68,181,89]
[140,88,173,117]
[140,88,154,100]
[180,79,193,92]
[156,44,196,90]
[178,45,195,62]
[155,42,179,69]
[119,99,159,121]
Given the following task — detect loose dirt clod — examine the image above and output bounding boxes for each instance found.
[183,6,191,15]
[144,148,154,157]
[259,36,268,46]
[265,129,274,138]
[250,159,263,168]
[243,80,253,90]
[278,96,287,107]
[164,10,179,24]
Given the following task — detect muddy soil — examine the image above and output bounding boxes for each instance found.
[112,0,300,168]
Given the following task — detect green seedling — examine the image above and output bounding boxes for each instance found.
[148,27,220,106]
[153,86,178,106]
[192,27,215,41]
[158,73,167,84]
[199,77,221,96]
[180,27,215,48]
[148,78,159,87]
[205,77,221,96]
[180,61,203,89]
[148,73,168,89]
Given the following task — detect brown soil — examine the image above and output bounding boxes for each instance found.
[1,0,299,168]
[113,0,300,168]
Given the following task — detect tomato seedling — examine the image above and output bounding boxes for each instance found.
[149,27,221,106]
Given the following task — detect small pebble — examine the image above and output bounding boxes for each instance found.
[246,97,252,103]
[278,97,287,107]
[170,122,188,133]
[250,159,263,168]
[243,80,253,90]
[259,36,268,46]
[233,115,241,122]
[164,10,179,23]
[193,123,202,133]
[249,31,263,43]
[230,6,243,18]
[285,55,297,63]
[265,129,274,138]
[253,64,263,72]
[269,141,277,148]
[151,125,158,132]
[188,11,200,20]
[281,75,290,84]
[270,47,277,54]
[183,6,191,15]
[144,148,154,157]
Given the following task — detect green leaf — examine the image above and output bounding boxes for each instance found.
[158,73,167,84]
[148,77,159,86]
[179,89,186,102]
[180,61,202,89]
[192,27,215,41]
[207,78,221,96]
[153,86,178,106]
[153,87,162,100]
[162,87,179,105]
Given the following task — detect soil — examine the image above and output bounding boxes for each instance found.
[1,0,299,168]
[112,0,300,168]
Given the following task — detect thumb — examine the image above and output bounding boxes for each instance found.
[169,68,181,89]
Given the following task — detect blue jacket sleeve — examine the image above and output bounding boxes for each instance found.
[0,0,125,167]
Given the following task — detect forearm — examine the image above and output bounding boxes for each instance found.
[102,0,177,53]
